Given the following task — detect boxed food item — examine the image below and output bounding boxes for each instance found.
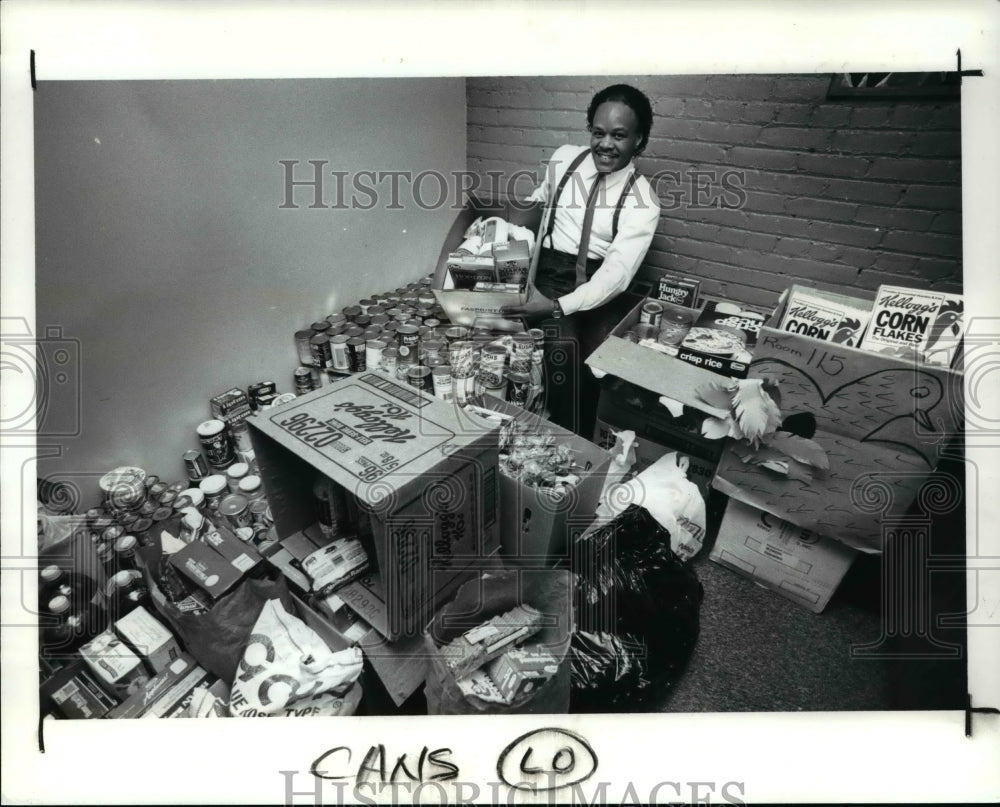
[440,604,544,680]
[211,387,252,425]
[492,239,531,289]
[78,630,150,699]
[301,538,370,596]
[141,664,217,718]
[40,661,119,719]
[677,301,766,378]
[656,272,701,308]
[487,645,559,703]
[161,676,230,718]
[710,499,857,613]
[169,540,245,600]
[201,521,264,575]
[859,285,965,368]
[777,285,872,347]
[446,254,496,290]
[248,370,502,640]
[114,605,182,674]
[107,653,203,719]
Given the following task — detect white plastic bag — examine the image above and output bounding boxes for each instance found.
[229,599,363,717]
[603,452,707,562]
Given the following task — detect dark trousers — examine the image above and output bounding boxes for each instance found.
[535,248,636,438]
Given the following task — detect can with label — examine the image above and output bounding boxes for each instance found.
[370,313,389,327]
[423,317,441,330]
[179,488,206,510]
[309,333,333,369]
[158,489,178,508]
[445,325,470,343]
[510,333,535,374]
[99,466,148,513]
[358,298,375,315]
[342,305,363,321]
[506,371,532,407]
[330,334,351,371]
[196,420,235,469]
[199,475,228,511]
[326,312,347,328]
[380,346,399,377]
[406,365,433,393]
[249,499,270,526]
[314,476,350,538]
[422,338,446,361]
[431,365,454,401]
[448,340,476,376]
[478,344,507,388]
[238,475,265,502]
[354,314,371,329]
[640,299,663,326]
[396,324,420,358]
[294,366,313,395]
[346,337,367,372]
[365,339,387,371]
[218,493,252,531]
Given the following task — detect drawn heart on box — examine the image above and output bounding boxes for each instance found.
[750,359,947,466]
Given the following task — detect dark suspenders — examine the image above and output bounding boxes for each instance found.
[542,149,639,249]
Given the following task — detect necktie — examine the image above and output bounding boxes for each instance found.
[575,173,605,287]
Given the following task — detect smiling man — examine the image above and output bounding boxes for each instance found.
[505,83,662,437]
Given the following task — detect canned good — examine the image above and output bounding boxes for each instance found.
[354,314,371,329]
[199,474,228,511]
[143,475,159,490]
[506,371,531,407]
[326,312,347,328]
[363,326,382,340]
[151,506,173,523]
[172,494,194,513]
[294,329,316,366]
[114,534,140,571]
[249,499,270,525]
[382,320,400,335]
[370,313,389,327]
[119,511,139,528]
[226,462,249,493]
[358,298,375,314]
[273,392,297,407]
[179,510,205,543]
[311,320,332,335]
[158,489,178,508]
[99,466,148,512]
[431,365,454,401]
[640,299,664,326]
[131,517,153,538]
[309,333,333,369]
[238,474,265,502]
[149,482,169,500]
[328,334,349,371]
[294,366,313,394]
[380,346,399,377]
[366,339,387,372]
[346,337,367,372]
[218,493,252,531]
[102,524,126,546]
[368,304,386,316]
[510,333,534,373]
[314,476,350,538]
[633,323,659,341]
[657,308,694,347]
[423,317,441,329]
[139,500,157,517]
[448,340,476,375]
[406,365,433,393]
[235,527,256,544]
[396,324,420,358]
[478,344,507,388]
[197,420,235,469]
[342,305,363,321]
[422,338,445,360]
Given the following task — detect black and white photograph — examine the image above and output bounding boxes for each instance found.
[2,2,998,805]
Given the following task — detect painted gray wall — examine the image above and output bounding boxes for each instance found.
[35,78,466,506]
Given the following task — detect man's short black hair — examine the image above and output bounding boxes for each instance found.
[586,83,654,153]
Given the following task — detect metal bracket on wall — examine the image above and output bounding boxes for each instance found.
[956,48,984,82]
[965,693,999,738]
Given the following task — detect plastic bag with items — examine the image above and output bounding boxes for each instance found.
[571,505,703,712]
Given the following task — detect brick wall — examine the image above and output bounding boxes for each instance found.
[467,74,962,308]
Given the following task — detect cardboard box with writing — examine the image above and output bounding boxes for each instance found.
[710,499,857,613]
[248,370,502,640]
[114,605,182,674]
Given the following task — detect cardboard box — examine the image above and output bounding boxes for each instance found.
[655,273,701,308]
[295,592,427,708]
[710,499,857,613]
[202,521,264,575]
[492,239,531,288]
[78,630,150,700]
[107,653,203,719]
[248,370,502,640]
[859,284,965,368]
[114,605,182,674]
[776,284,872,347]
[585,298,734,418]
[211,387,252,425]
[446,254,496,290]
[711,292,964,552]
[676,301,767,379]
[467,396,611,566]
[432,196,543,328]
[41,662,119,719]
[141,664,217,718]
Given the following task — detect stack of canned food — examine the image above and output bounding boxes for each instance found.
[623,298,696,352]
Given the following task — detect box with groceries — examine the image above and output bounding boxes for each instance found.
[463,396,612,567]
[712,283,964,554]
[248,370,502,640]
[432,195,544,329]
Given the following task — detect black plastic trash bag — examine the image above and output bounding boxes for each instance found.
[571,505,703,712]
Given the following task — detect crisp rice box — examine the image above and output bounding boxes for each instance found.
[860,285,965,367]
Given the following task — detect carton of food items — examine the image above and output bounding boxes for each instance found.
[859,285,964,368]
[656,272,701,308]
[492,239,531,290]
[301,538,370,596]
[440,604,543,680]
[169,540,245,600]
[40,661,119,719]
[446,254,496,290]
[78,630,150,699]
[677,301,766,378]
[108,653,203,719]
[487,645,559,702]
[777,286,873,347]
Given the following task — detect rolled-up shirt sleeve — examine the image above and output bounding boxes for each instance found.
[558,187,661,316]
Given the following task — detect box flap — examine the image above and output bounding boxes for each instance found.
[248,371,499,508]
[712,428,932,553]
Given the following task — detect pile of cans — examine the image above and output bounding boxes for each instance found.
[289,277,545,410]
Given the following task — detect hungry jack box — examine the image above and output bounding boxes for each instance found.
[248,370,501,640]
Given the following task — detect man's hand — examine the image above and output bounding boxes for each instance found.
[501,286,556,324]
